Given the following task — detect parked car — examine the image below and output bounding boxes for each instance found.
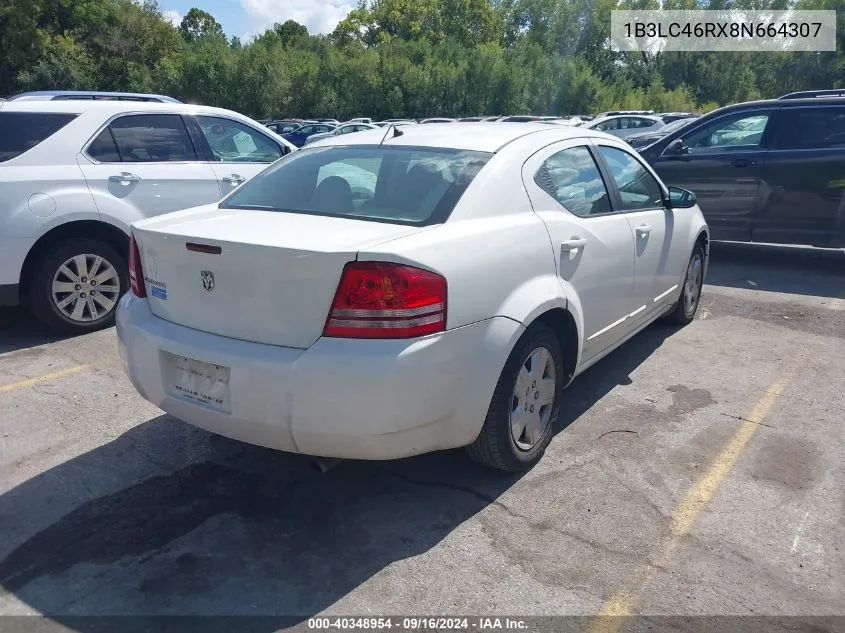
[584,114,666,140]
[0,99,296,332]
[595,110,654,119]
[281,122,337,147]
[626,116,700,150]
[373,120,417,127]
[303,122,379,145]
[500,115,542,122]
[117,122,708,472]
[540,118,582,127]
[347,117,373,124]
[5,90,181,103]
[266,120,306,134]
[420,117,457,123]
[315,118,340,125]
[639,90,845,248]
[658,112,698,123]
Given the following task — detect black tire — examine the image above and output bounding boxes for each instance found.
[467,322,565,472]
[28,238,128,335]
[665,242,705,326]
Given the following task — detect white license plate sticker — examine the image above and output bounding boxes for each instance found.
[166,354,231,412]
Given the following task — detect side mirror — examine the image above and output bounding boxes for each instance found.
[667,186,696,209]
[665,138,687,155]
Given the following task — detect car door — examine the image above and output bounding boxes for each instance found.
[292,124,327,146]
[521,140,639,363]
[593,141,691,320]
[753,105,845,247]
[645,109,774,242]
[78,113,221,221]
[188,115,286,194]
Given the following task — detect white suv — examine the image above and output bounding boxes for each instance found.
[0,99,296,333]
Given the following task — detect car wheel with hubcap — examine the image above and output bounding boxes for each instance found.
[665,243,705,325]
[467,322,565,472]
[29,238,128,334]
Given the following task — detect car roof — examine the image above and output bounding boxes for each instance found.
[707,95,845,115]
[591,114,663,124]
[6,90,180,103]
[306,121,612,153]
[0,99,252,118]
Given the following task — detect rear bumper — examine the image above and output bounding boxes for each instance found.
[116,295,523,460]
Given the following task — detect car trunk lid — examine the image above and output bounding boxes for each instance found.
[132,205,426,348]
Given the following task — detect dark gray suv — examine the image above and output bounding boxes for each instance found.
[639,91,845,248]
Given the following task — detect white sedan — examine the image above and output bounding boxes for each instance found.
[117,123,709,472]
[303,122,379,146]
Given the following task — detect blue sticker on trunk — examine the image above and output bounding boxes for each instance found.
[151,285,167,300]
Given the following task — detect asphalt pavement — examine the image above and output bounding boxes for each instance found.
[0,242,843,632]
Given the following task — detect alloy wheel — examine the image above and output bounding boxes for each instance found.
[51,254,121,323]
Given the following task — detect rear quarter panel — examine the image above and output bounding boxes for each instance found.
[356,151,570,438]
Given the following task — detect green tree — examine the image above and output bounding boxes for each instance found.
[274,19,309,46]
[179,7,225,42]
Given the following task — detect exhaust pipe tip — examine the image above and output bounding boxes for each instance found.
[310,457,342,473]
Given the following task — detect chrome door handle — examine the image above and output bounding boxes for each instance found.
[109,172,140,184]
[636,224,653,236]
[222,174,246,186]
[561,237,587,251]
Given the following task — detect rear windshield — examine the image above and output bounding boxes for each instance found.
[0,112,77,162]
[220,145,492,225]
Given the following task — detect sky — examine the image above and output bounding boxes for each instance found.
[158,0,359,41]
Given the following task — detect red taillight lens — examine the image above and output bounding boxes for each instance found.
[323,262,447,339]
[128,233,146,298]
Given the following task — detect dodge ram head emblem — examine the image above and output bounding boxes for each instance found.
[201,270,215,292]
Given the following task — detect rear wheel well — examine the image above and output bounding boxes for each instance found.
[533,307,579,386]
[695,230,710,275]
[20,221,128,302]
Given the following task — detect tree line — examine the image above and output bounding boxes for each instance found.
[2,0,843,120]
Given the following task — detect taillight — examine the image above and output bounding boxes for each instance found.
[323,261,447,339]
[129,233,146,298]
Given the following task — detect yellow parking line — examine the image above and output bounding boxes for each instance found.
[585,591,634,633]
[0,365,90,394]
[671,367,797,536]
[585,353,806,633]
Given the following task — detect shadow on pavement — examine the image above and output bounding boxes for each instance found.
[705,242,845,299]
[0,322,678,627]
[0,307,69,355]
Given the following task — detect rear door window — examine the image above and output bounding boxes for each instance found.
[533,146,612,217]
[87,127,121,162]
[0,112,78,162]
[594,119,620,131]
[105,114,198,162]
[773,107,845,150]
[220,145,491,226]
[196,116,283,163]
[629,117,658,129]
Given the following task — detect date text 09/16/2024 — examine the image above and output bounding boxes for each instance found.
[307,618,528,630]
